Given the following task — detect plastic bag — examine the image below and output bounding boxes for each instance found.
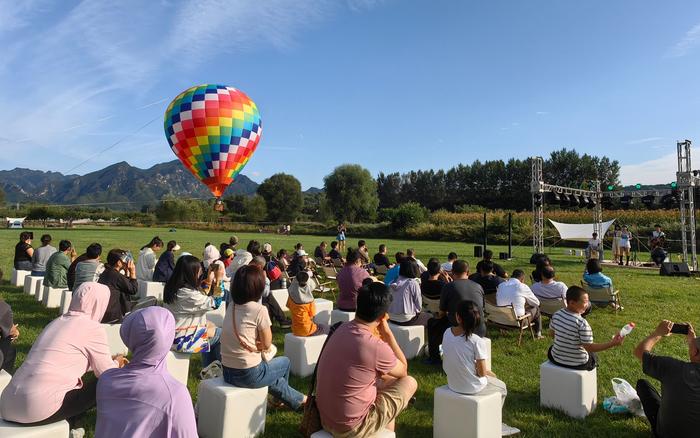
[607,378,645,416]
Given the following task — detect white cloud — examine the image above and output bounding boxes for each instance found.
[347,0,387,12]
[667,22,700,58]
[619,148,697,185]
[535,111,549,115]
[625,137,664,145]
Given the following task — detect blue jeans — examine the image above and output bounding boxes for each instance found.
[223,357,304,410]
[30,271,45,277]
[202,327,221,368]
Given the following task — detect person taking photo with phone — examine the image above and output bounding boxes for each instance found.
[633,320,700,437]
[98,249,140,324]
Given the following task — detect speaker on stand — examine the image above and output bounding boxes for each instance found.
[474,246,483,258]
[660,262,691,277]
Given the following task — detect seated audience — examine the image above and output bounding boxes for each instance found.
[548,286,623,370]
[441,252,458,273]
[250,256,291,329]
[43,239,73,289]
[13,231,33,271]
[388,259,431,327]
[328,241,343,262]
[476,249,507,278]
[136,236,164,282]
[99,249,139,324]
[383,252,405,286]
[229,235,239,251]
[406,248,427,273]
[583,258,613,289]
[496,269,542,338]
[337,249,371,311]
[426,260,485,365]
[373,244,392,269]
[288,249,310,277]
[202,242,220,270]
[314,241,331,262]
[317,281,418,436]
[73,243,105,291]
[420,258,449,303]
[95,306,197,437]
[31,234,56,276]
[152,240,180,283]
[0,299,19,373]
[633,320,700,437]
[531,266,567,300]
[468,260,504,294]
[164,255,223,368]
[0,283,126,429]
[442,300,519,436]
[357,240,371,264]
[531,255,551,283]
[221,265,306,410]
[226,240,258,278]
[287,271,330,336]
[276,249,291,272]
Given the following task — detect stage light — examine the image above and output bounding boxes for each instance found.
[601,196,614,208]
[635,183,642,189]
[533,193,543,207]
[607,185,615,191]
[559,193,570,208]
[586,196,597,208]
[546,192,560,204]
[620,195,632,209]
[579,195,590,207]
[641,195,656,209]
[671,181,677,188]
[661,192,680,209]
[569,194,580,207]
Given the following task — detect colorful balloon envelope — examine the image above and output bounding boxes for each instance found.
[164,84,262,197]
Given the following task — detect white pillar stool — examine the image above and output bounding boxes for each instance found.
[0,419,70,437]
[34,282,46,303]
[11,269,30,287]
[165,351,191,386]
[101,323,128,356]
[206,302,226,328]
[23,276,42,296]
[197,377,268,438]
[433,385,501,438]
[284,333,327,377]
[313,298,333,326]
[540,360,597,418]
[270,289,289,312]
[331,309,355,324]
[311,429,395,438]
[137,280,164,301]
[42,286,65,308]
[388,323,425,360]
[0,369,12,394]
[59,290,73,315]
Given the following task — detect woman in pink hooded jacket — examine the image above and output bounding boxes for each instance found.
[0,282,125,427]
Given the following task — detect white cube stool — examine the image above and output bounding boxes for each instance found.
[284,333,327,377]
[331,309,355,324]
[101,323,128,356]
[138,280,164,301]
[0,369,12,394]
[270,289,289,312]
[0,419,70,437]
[11,269,30,288]
[34,282,46,303]
[311,429,395,438]
[388,323,425,360]
[206,302,226,328]
[540,360,597,418]
[197,377,268,438]
[23,276,42,296]
[313,298,333,326]
[59,290,73,315]
[42,286,65,308]
[166,351,191,386]
[433,385,501,438]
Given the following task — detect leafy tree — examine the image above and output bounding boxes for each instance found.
[391,202,428,231]
[324,164,379,222]
[257,173,303,222]
[155,198,218,222]
[376,172,402,209]
[244,195,268,223]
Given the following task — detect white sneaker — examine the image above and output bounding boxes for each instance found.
[502,423,520,436]
[70,428,86,438]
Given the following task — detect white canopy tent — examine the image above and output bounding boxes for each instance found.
[548,219,616,242]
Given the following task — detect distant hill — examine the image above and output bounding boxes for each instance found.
[0,160,260,208]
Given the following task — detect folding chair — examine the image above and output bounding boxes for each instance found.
[581,280,622,310]
[484,295,535,346]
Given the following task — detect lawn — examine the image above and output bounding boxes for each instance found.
[1,226,697,437]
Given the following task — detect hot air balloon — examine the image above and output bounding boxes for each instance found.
[164,84,262,198]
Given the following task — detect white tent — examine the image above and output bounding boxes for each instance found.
[6,217,26,229]
[548,219,616,242]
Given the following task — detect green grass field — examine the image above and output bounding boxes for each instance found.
[1,226,697,437]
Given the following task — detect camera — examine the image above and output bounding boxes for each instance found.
[120,251,134,264]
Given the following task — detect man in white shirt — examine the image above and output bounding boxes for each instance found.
[441,252,458,273]
[406,248,427,273]
[531,266,567,300]
[496,269,542,337]
[585,232,603,261]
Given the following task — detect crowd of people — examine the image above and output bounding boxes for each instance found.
[1,231,698,437]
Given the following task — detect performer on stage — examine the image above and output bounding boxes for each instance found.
[611,224,621,262]
[650,224,666,249]
[585,232,603,261]
[618,226,632,266]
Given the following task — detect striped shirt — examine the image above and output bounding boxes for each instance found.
[550,308,593,366]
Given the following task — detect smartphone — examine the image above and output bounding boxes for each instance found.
[671,323,690,335]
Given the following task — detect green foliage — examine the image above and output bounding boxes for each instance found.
[244,195,267,223]
[257,173,303,222]
[154,198,218,222]
[391,202,429,231]
[324,164,379,222]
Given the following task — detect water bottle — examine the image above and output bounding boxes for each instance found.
[619,322,635,337]
[281,277,287,289]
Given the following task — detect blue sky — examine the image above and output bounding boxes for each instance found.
[1,0,699,190]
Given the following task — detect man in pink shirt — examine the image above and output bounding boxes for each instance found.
[336,249,371,311]
[316,281,417,437]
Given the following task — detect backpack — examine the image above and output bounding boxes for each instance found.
[265,260,282,282]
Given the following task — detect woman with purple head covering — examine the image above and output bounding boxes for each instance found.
[96,306,197,438]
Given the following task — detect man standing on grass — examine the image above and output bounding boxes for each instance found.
[316,281,417,437]
[633,320,700,436]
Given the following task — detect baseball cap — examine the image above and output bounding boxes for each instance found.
[263,243,272,253]
[224,248,234,257]
[172,244,181,251]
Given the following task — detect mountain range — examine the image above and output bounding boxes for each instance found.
[0,160,263,209]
